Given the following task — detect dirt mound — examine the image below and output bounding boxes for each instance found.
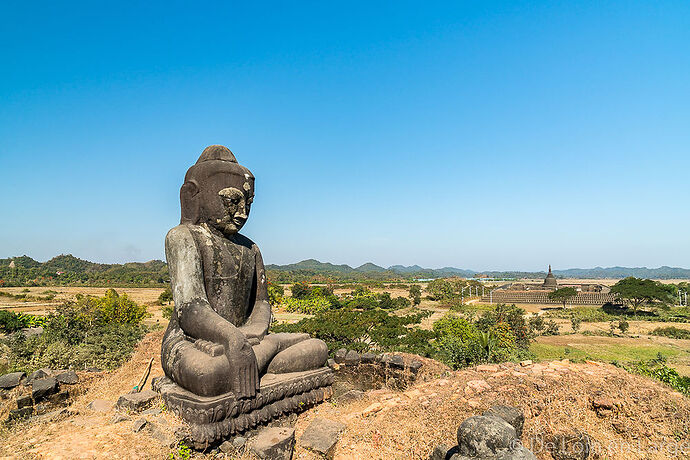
[1,331,689,459]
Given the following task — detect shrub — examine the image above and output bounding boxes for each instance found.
[267,282,284,305]
[627,356,690,396]
[476,304,531,347]
[0,311,45,333]
[650,326,690,339]
[282,297,332,315]
[0,290,149,373]
[158,287,173,305]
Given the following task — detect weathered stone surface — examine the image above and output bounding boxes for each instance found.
[547,431,591,460]
[457,415,516,458]
[337,389,366,405]
[249,427,295,460]
[495,446,538,460]
[142,407,162,415]
[409,360,423,373]
[8,406,33,421]
[87,399,113,412]
[31,377,58,401]
[327,358,337,369]
[110,414,131,424]
[28,368,52,382]
[55,370,78,385]
[132,417,148,433]
[429,444,460,460]
[116,389,157,411]
[344,350,361,366]
[484,405,525,438]
[334,348,348,364]
[48,390,70,405]
[300,417,346,457]
[361,352,377,363]
[381,353,405,369]
[16,395,33,409]
[0,372,26,389]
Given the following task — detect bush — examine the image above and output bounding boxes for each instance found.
[476,304,531,347]
[0,311,45,333]
[282,297,332,315]
[650,326,690,339]
[0,290,149,373]
[267,283,284,305]
[158,287,173,305]
[627,355,690,396]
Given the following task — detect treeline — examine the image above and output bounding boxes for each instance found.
[0,254,169,287]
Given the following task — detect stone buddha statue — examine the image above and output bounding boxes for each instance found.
[161,145,328,400]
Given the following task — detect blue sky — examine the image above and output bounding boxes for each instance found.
[1,1,688,271]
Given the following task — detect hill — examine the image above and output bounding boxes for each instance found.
[0,254,169,287]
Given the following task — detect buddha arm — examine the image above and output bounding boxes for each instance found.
[238,244,271,342]
[166,225,259,397]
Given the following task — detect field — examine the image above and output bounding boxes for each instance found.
[2,279,690,377]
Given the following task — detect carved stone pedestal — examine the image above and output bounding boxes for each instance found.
[153,367,333,448]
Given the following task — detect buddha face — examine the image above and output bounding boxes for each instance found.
[212,187,253,236]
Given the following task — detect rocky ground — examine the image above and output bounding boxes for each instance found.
[1,330,689,459]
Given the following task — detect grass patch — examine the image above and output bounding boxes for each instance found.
[531,342,684,367]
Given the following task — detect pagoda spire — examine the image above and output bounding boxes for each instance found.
[548,264,552,274]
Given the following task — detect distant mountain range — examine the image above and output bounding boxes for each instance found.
[266,259,690,280]
[2,255,689,287]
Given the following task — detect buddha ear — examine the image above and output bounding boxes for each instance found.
[180,180,200,224]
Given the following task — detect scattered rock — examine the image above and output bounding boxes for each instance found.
[232,436,247,450]
[495,445,537,459]
[8,406,33,421]
[87,399,113,412]
[249,427,295,460]
[116,389,157,412]
[385,354,406,369]
[55,370,78,385]
[429,444,459,460]
[142,407,162,415]
[334,348,348,364]
[465,379,491,395]
[409,360,423,373]
[476,364,500,372]
[546,431,591,460]
[219,440,235,454]
[457,415,516,458]
[300,417,346,457]
[132,417,148,433]
[337,390,366,405]
[361,352,377,363]
[520,360,533,367]
[327,358,337,369]
[344,350,361,366]
[48,390,70,405]
[483,406,525,438]
[16,395,33,409]
[361,402,383,416]
[28,368,52,382]
[110,414,132,424]
[31,377,58,402]
[0,372,26,389]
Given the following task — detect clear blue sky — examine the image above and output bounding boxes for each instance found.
[1,1,688,271]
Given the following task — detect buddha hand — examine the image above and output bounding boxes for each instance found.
[226,335,260,398]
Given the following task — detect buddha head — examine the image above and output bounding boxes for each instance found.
[180,145,255,236]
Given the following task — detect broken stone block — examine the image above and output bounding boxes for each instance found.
[249,427,295,460]
[31,377,58,402]
[87,399,114,412]
[132,417,148,433]
[327,358,336,369]
[48,390,70,405]
[409,360,423,373]
[344,350,361,366]
[361,352,377,363]
[300,417,346,457]
[16,395,33,409]
[483,405,525,438]
[457,415,516,458]
[110,414,131,424]
[0,372,26,389]
[381,354,405,369]
[116,389,157,412]
[28,368,52,383]
[55,370,78,385]
[334,348,348,364]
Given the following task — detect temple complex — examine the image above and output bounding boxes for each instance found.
[480,265,616,305]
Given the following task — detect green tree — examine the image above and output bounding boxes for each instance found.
[409,284,422,306]
[158,287,173,305]
[548,287,578,309]
[610,277,672,314]
[291,282,311,299]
